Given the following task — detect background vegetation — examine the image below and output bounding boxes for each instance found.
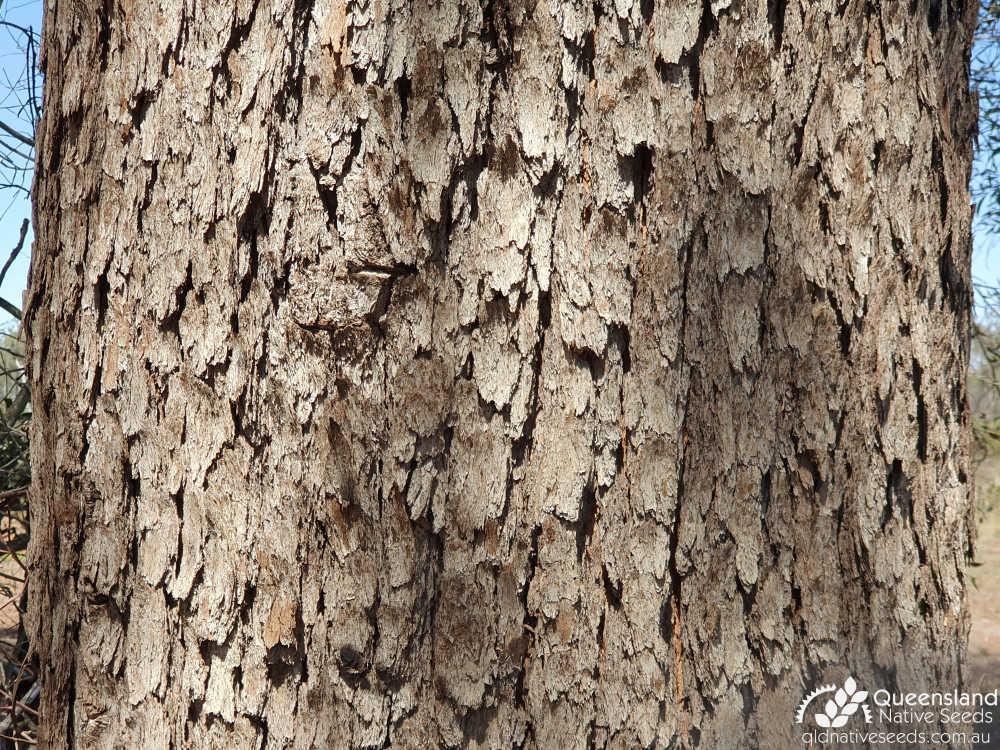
[0,1,39,744]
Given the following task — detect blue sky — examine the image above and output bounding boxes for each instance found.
[975,226,1000,295]
[0,4,999,330]
[0,0,39,332]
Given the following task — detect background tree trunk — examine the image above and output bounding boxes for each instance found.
[27,0,977,747]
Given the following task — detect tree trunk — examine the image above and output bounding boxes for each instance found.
[27,0,977,747]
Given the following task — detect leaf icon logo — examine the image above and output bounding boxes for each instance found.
[796,676,872,727]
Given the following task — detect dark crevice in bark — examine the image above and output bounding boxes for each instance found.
[350,60,370,86]
[882,458,911,529]
[217,0,262,93]
[818,200,830,235]
[308,161,339,230]
[594,608,606,662]
[421,449,446,708]
[654,57,686,88]
[229,0,261,55]
[832,409,847,457]
[767,0,787,50]
[489,135,522,182]
[246,716,270,749]
[760,468,772,519]
[238,189,273,284]
[738,580,757,619]
[395,74,412,138]
[601,564,622,609]
[790,583,802,617]
[928,0,943,34]
[96,0,113,71]
[514,722,537,750]
[917,266,932,302]
[295,592,310,684]
[932,136,948,223]
[447,152,489,229]
[282,0,313,121]
[514,524,541,708]
[171,488,184,576]
[609,325,631,375]
[913,358,927,462]
[334,642,370,688]
[564,84,582,137]
[573,345,606,382]
[576,477,598,560]
[871,0,891,63]
[376,659,409,700]
[512,288,550,468]
[483,0,516,86]
[639,0,654,25]
[561,29,595,135]
[533,162,560,198]
[939,235,967,313]
[239,581,257,625]
[186,699,204,737]
[914,526,928,565]
[792,67,821,167]
[740,678,756,726]
[95,271,110,334]
[136,161,157,234]
[239,221,259,305]
[663,333,692,716]
[158,261,191,336]
[677,48,701,103]
[422,159,473,265]
[343,126,364,183]
[173,13,189,63]
[44,108,77,174]
[622,143,653,219]
[128,89,154,135]
[825,289,851,357]
[357,266,418,331]
[663,233,695,656]
[511,388,538,467]
[681,0,719,98]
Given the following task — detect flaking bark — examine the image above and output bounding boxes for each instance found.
[27,0,977,747]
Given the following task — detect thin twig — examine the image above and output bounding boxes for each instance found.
[0,220,27,292]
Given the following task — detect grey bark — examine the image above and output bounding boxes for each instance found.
[27,0,977,748]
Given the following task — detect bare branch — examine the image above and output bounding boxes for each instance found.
[0,120,31,149]
[0,297,21,321]
[0,219,27,292]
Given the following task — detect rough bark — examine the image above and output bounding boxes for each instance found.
[27,0,977,747]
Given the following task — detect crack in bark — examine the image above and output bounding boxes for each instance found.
[791,64,822,168]
[513,524,541,709]
[664,229,696,727]
[767,0,788,50]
